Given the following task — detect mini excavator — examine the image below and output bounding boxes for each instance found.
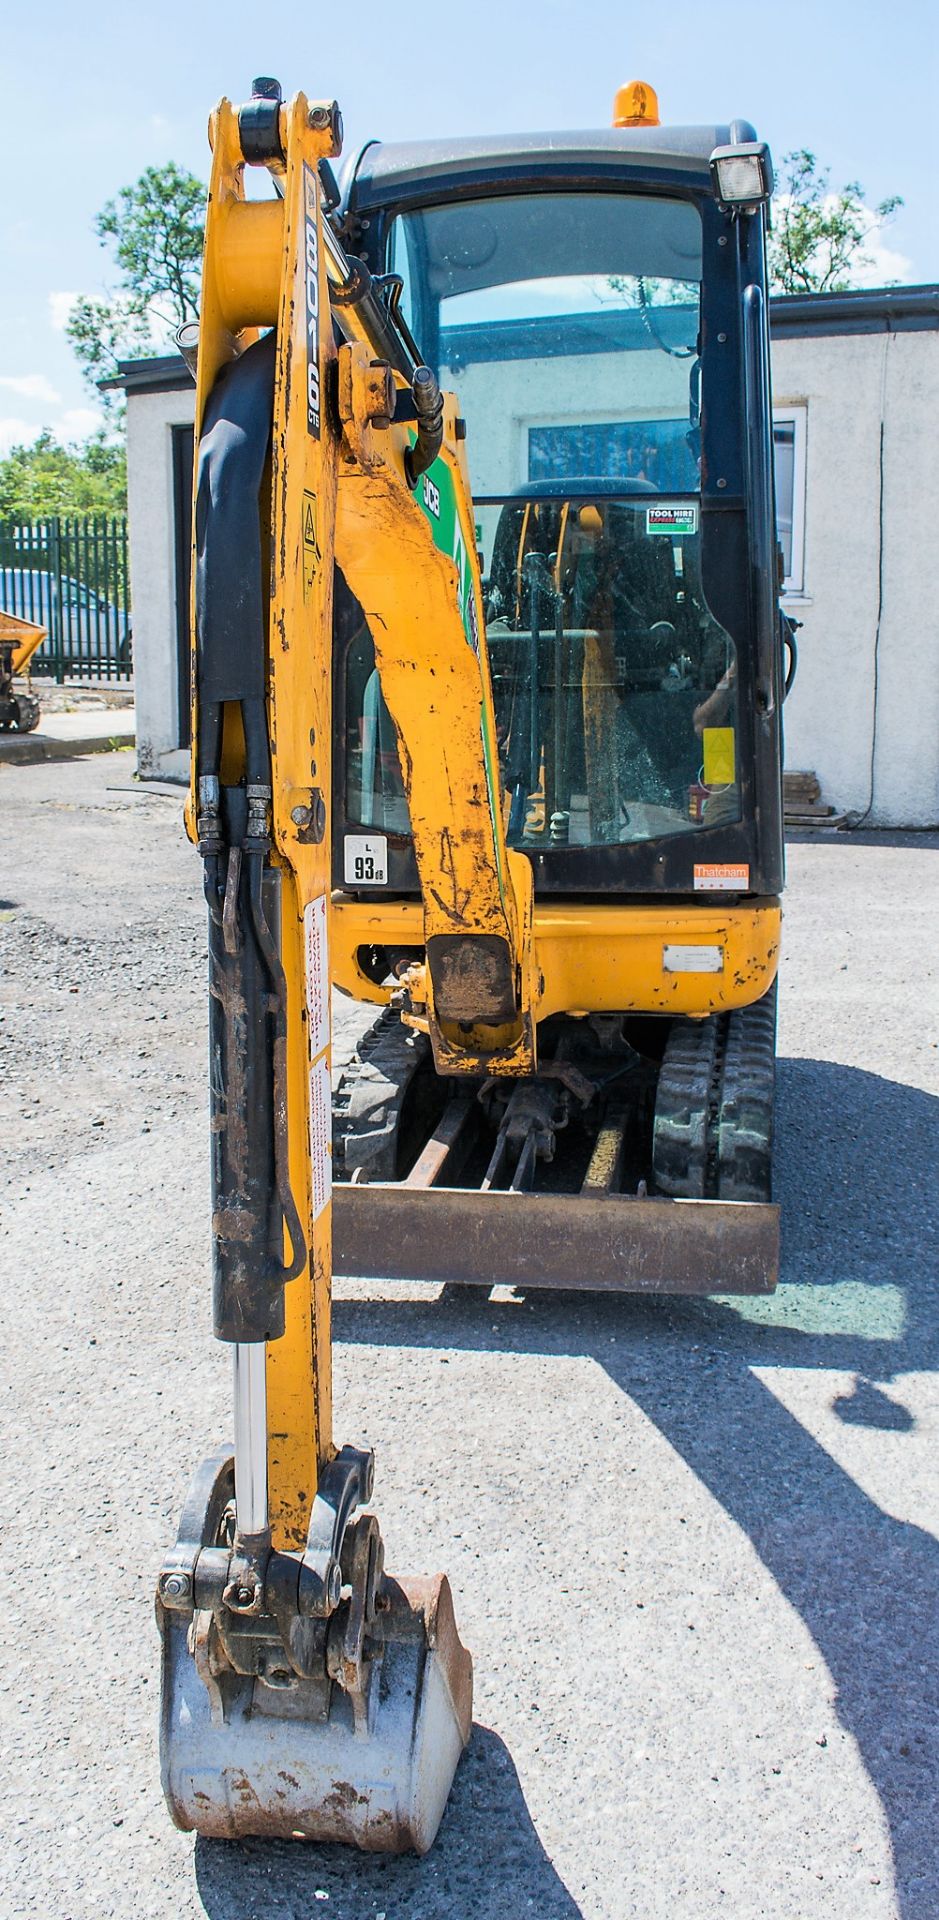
[158,77,790,1851]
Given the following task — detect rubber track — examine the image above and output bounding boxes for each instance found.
[717,982,777,1203]
[652,980,777,1203]
[332,1006,432,1182]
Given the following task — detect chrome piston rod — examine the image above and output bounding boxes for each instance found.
[232,1343,268,1535]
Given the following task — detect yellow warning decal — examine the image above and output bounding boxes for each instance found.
[302,490,321,602]
[702,727,736,787]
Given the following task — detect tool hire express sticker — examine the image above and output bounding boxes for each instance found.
[647,503,698,537]
[302,162,321,438]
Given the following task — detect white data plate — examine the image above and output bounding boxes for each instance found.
[308,1055,332,1222]
[302,894,329,1058]
[344,834,388,885]
[663,944,724,973]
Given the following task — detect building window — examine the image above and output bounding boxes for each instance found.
[528,419,699,493]
[773,407,807,595]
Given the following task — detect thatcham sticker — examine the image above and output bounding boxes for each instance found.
[694,863,749,892]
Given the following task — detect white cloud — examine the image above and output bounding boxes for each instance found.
[0,405,105,457]
[48,291,79,331]
[59,407,104,439]
[0,373,61,405]
[0,416,40,455]
[850,232,912,288]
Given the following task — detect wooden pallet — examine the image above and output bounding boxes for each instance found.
[783,769,846,830]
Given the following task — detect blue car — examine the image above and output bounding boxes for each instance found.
[0,566,132,675]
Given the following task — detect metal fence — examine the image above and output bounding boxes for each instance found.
[0,516,132,682]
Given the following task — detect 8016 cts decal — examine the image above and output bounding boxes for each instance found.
[302,162,321,438]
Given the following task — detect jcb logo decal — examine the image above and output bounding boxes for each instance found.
[422,474,440,518]
[302,163,321,439]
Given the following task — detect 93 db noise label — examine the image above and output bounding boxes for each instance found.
[344,835,388,885]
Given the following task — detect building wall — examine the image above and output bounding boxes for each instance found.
[126,384,194,782]
[442,341,692,501]
[774,328,939,825]
[127,327,939,825]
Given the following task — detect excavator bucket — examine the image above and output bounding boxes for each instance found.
[160,1583,471,1850]
[159,1458,472,1852]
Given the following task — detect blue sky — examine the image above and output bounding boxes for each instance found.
[2,0,936,453]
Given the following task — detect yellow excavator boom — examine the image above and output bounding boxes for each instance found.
[160,81,485,1854]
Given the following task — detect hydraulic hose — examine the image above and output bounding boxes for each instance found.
[404,368,444,489]
[247,850,308,1286]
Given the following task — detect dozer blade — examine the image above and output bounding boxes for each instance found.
[158,1456,472,1853]
[334,1185,780,1295]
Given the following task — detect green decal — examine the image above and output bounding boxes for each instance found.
[415,444,505,894]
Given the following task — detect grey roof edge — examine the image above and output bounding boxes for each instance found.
[770,284,939,336]
[100,355,195,395]
[108,283,939,396]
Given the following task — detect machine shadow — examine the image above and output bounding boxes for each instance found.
[788,828,939,852]
[333,1060,939,1918]
[772,1058,938,1333]
[193,1722,584,1920]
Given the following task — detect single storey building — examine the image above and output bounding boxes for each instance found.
[117,283,939,826]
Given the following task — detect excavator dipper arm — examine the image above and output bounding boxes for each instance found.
[333,369,537,1074]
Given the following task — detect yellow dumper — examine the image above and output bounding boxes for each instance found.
[0,610,44,732]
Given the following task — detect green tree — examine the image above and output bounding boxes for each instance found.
[96,162,205,328]
[0,432,127,518]
[769,150,904,295]
[65,293,153,395]
[66,161,206,398]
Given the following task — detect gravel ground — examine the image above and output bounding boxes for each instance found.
[1,751,937,1920]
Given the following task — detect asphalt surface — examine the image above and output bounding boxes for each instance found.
[1,751,937,1920]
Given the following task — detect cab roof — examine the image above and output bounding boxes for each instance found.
[342,123,758,213]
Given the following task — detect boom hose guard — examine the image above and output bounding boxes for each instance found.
[195,331,305,1343]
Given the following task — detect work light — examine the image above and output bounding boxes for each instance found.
[709,142,774,212]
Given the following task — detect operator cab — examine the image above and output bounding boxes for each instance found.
[334,114,783,898]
